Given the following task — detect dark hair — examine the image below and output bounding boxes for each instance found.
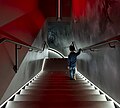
[69,45,75,51]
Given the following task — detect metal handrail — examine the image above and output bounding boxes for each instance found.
[0,37,47,73]
[48,47,65,58]
[0,37,43,51]
[82,35,120,52]
[44,42,65,58]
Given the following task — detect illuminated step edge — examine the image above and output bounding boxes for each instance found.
[76,71,120,108]
[0,58,47,108]
[14,94,107,101]
[5,101,115,108]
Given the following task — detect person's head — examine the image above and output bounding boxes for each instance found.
[69,45,75,51]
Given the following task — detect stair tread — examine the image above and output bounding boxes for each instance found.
[6,101,115,108]
[25,85,95,90]
[29,82,90,86]
[20,89,100,95]
[14,94,107,101]
[5,59,115,108]
[30,82,89,85]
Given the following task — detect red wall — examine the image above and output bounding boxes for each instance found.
[38,0,57,18]
[72,0,96,20]
[0,0,45,45]
[61,0,72,17]
[1,10,45,44]
[0,0,45,100]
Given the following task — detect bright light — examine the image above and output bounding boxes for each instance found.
[41,57,47,71]
[72,0,87,20]
[76,71,120,108]
[0,58,46,108]
[48,48,67,58]
[49,50,62,58]
[58,0,61,19]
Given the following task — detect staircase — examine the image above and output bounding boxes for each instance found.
[5,58,115,108]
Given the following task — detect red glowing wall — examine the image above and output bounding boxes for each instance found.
[72,0,96,19]
[0,0,45,45]
[1,10,45,45]
[72,0,87,19]
[61,0,72,17]
[38,0,57,18]
[0,0,45,100]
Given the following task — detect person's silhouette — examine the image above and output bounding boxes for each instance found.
[68,45,81,80]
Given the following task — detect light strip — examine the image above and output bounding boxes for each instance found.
[0,58,46,108]
[58,0,61,19]
[48,50,62,58]
[48,48,67,58]
[76,71,120,108]
[41,58,47,71]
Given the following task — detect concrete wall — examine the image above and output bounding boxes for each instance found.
[77,46,120,103]
[0,29,48,105]
[47,19,73,57]
[0,0,46,104]
[75,0,120,104]
[47,0,120,104]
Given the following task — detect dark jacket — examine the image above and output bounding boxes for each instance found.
[68,49,81,68]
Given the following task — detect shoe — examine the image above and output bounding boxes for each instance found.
[70,78,75,80]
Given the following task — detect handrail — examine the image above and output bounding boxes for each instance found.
[44,42,65,58]
[48,48,65,58]
[82,35,120,52]
[0,37,47,73]
[0,37,43,51]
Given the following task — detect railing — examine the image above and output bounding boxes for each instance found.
[82,35,120,52]
[63,35,120,53]
[48,47,66,58]
[0,38,45,51]
[0,36,66,73]
[0,37,47,73]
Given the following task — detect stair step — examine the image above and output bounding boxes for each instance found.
[25,85,95,90]
[35,77,84,79]
[6,101,115,108]
[14,94,107,101]
[27,84,92,88]
[33,80,88,84]
[30,81,90,84]
[30,82,89,86]
[34,78,86,81]
[20,89,100,95]
[4,59,115,108]
[30,81,90,85]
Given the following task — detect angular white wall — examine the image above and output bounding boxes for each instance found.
[0,29,48,105]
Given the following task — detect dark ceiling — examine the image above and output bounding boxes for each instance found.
[38,0,72,18]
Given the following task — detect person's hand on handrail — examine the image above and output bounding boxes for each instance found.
[78,48,83,52]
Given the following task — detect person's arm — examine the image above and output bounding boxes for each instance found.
[76,48,82,56]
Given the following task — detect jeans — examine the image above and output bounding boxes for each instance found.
[69,67,75,79]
